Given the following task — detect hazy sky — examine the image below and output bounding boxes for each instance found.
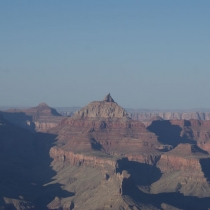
[1,1,210,109]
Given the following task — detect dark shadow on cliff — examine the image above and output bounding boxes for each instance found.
[200,159,210,183]
[147,120,196,147]
[0,111,36,131]
[90,137,103,151]
[0,124,74,209]
[117,159,162,186]
[116,158,210,209]
[123,183,210,210]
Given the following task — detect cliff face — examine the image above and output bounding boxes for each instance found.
[157,144,208,171]
[150,144,210,197]
[148,119,210,150]
[50,147,118,169]
[1,103,64,132]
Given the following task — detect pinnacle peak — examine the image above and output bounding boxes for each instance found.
[103,93,115,102]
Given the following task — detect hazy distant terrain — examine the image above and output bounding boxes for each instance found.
[2,106,210,119]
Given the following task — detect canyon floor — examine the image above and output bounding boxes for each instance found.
[1,94,210,210]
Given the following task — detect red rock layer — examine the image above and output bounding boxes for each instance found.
[169,119,210,153]
[157,144,209,181]
[51,117,162,163]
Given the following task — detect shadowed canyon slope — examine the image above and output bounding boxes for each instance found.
[0,114,74,209]
[2,95,210,209]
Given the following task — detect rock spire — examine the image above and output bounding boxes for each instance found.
[103,93,115,102]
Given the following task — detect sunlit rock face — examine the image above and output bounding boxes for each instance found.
[73,93,129,119]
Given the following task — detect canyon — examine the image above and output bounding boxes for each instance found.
[1,94,210,209]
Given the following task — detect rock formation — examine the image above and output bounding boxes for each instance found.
[50,94,163,164]
[1,103,64,132]
[148,119,210,152]
[2,95,210,209]
[151,144,210,197]
[48,94,210,209]
[73,94,128,119]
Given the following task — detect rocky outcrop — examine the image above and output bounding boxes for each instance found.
[103,93,115,102]
[1,103,64,132]
[50,94,163,166]
[151,144,210,197]
[73,97,129,119]
[50,147,118,169]
[148,119,210,149]
[145,118,210,197]
[157,144,208,172]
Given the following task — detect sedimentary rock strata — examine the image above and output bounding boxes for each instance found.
[148,119,210,152]
[129,111,210,121]
[1,102,64,132]
[150,144,210,198]
[50,94,163,165]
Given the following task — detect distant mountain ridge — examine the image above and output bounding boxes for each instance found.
[55,107,210,121]
[2,105,210,121]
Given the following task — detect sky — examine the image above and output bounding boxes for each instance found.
[0,1,210,109]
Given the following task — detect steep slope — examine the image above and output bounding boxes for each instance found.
[0,114,73,209]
